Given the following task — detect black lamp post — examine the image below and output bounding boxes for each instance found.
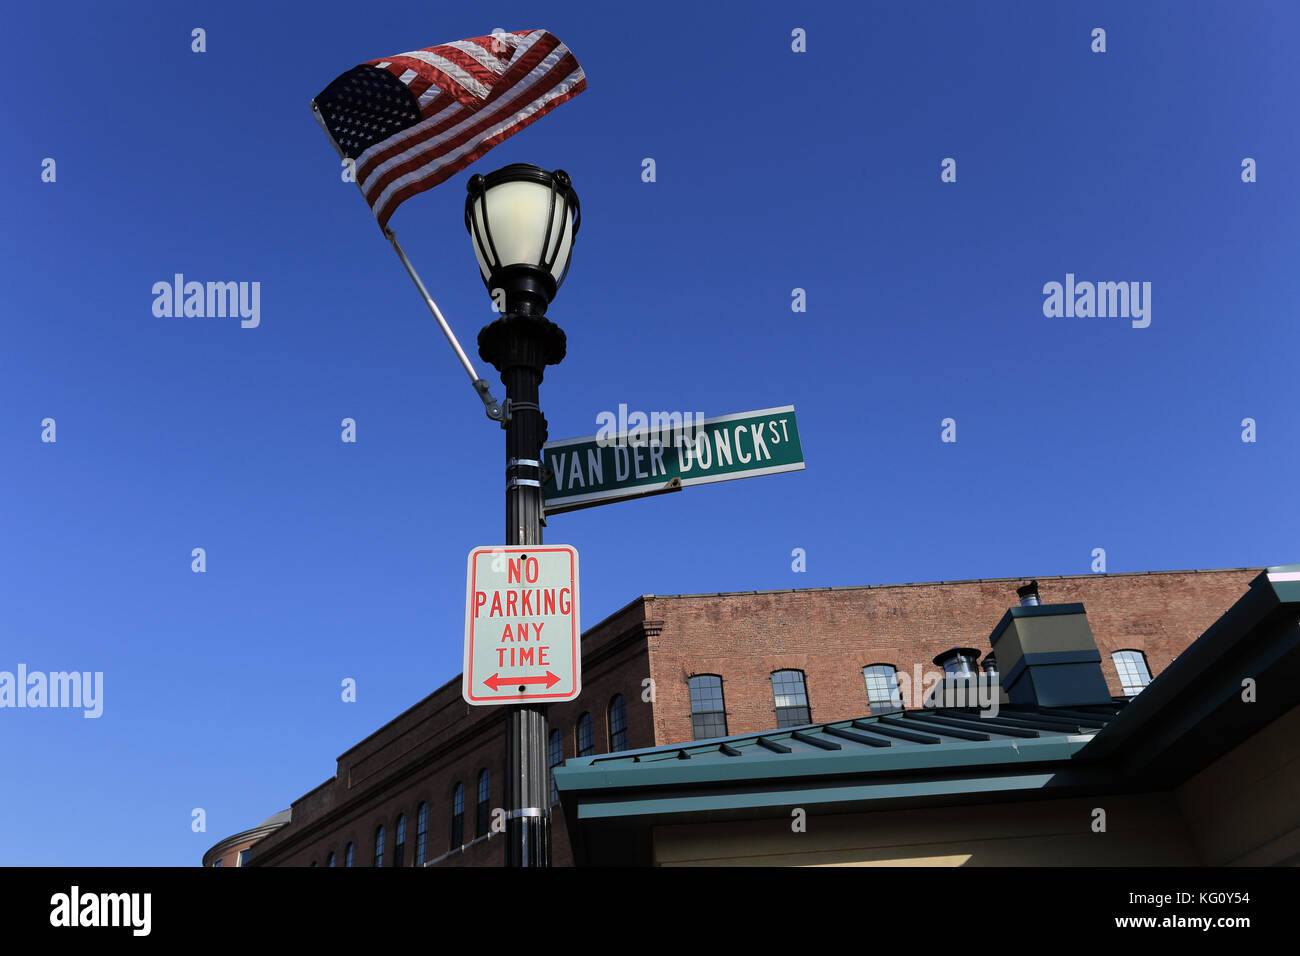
[467,163,579,868]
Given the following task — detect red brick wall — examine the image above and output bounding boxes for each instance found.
[645,569,1259,743]
[245,569,1258,867]
[202,836,262,869]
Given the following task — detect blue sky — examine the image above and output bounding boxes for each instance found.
[2,1,1297,866]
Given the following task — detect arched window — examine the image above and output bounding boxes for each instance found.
[549,730,563,805]
[688,675,728,740]
[863,665,903,715]
[771,670,811,727]
[476,770,491,838]
[576,713,594,756]
[373,825,385,867]
[608,695,628,752]
[1112,650,1153,696]
[327,851,335,868]
[344,842,354,867]
[394,813,406,867]
[450,783,465,848]
[415,802,428,866]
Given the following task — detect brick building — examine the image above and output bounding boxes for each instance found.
[558,565,1300,866]
[202,810,290,868]
[238,567,1258,867]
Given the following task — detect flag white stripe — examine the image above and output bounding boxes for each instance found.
[395,51,492,100]
[360,38,570,202]
[369,65,585,222]
[364,65,574,212]
[354,99,466,173]
[442,39,509,74]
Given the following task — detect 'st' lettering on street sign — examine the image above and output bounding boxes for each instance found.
[543,405,804,514]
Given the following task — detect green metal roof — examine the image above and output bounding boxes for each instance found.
[561,702,1124,784]
[556,563,1300,865]
[553,701,1128,834]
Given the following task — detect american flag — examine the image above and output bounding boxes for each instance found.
[313,29,586,232]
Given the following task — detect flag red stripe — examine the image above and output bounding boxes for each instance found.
[359,47,576,201]
[361,51,580,210]
[405,77,433,99]
[386,47,499,94]
[319,29,586,232]
[356,31,561,182]
[431,45,504,83]
[484,30,563,106]
[373,75,586,229]
[465,35,515,63]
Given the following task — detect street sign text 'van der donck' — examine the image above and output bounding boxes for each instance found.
[543,406,805,514]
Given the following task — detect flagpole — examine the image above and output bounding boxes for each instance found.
[310,101,505,424]
[383,229,506,422]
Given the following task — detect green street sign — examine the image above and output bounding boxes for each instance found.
[543,405,805,514]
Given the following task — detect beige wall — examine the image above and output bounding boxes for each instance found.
[652,703,1300,866]
[1177,701,1300,866]
[653,792,1201,866]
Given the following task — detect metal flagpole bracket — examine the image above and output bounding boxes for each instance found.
[476,379,508,425]
[310,97,509,429]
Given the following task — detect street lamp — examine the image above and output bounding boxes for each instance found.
[469,163,579,868]
[465,164,580,316]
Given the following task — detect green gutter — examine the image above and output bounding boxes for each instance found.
[555,733,1092,819]
[574,772,1066,821]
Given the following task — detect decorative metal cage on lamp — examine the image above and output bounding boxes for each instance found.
[465,164,581,315]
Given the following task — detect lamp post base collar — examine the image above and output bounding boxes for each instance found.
[477,313,567,375]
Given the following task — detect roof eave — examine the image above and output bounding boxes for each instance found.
[1076,569,1300,784]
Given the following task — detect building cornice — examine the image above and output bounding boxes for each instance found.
[202,820,290,866]
[643,567,1262,601]
[250,708,507,865]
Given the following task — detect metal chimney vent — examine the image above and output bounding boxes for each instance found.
[932,647,982,677]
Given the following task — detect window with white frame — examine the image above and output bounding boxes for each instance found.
[863,664,903,714]
[1112,650,1152,696]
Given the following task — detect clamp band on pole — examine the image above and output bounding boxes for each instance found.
[507,808,545,820]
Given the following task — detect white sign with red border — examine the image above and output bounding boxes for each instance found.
[463,544,580,706]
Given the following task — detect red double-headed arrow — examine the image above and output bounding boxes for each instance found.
[483,671,561,692]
